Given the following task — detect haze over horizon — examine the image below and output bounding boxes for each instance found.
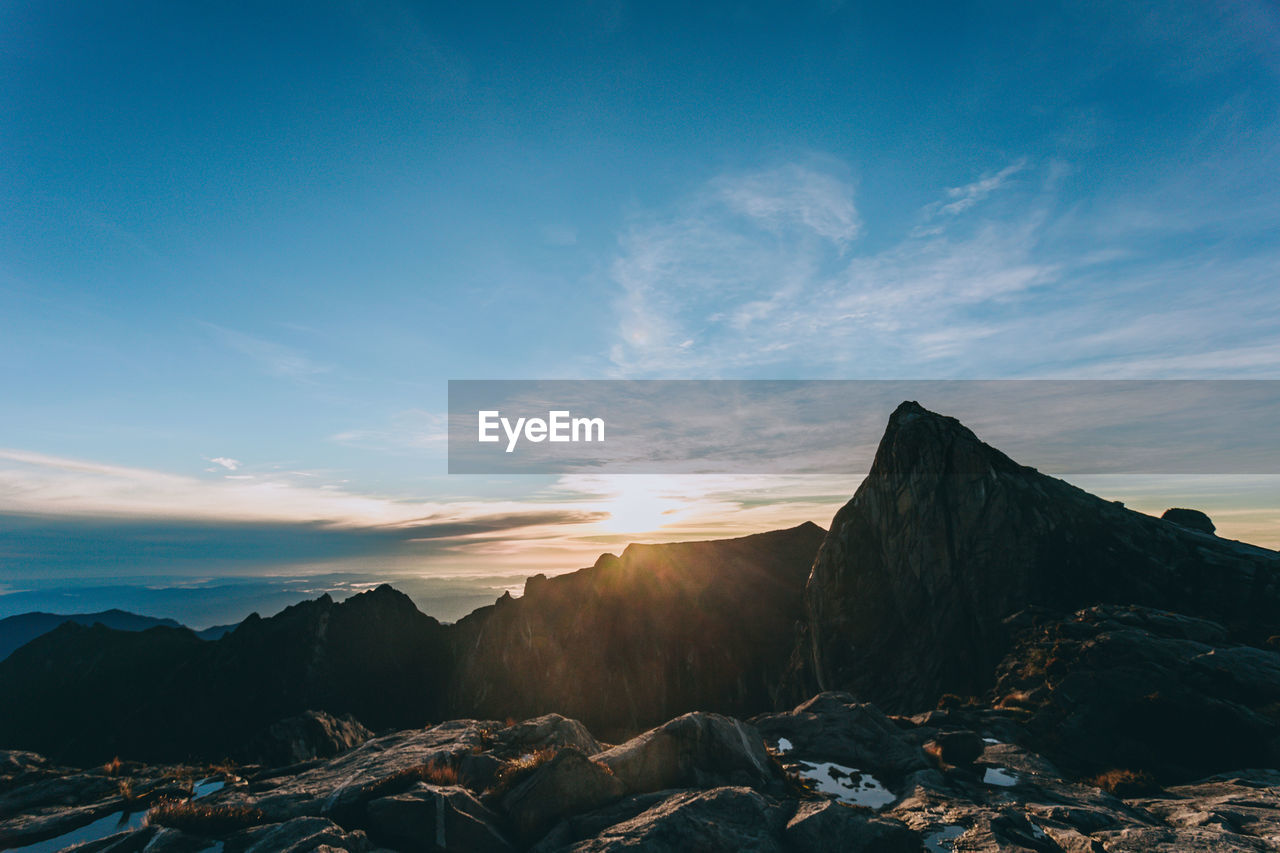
[3,1,1279,625]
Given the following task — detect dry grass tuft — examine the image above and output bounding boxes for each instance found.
[487,748,559,798]
[1089,768,1160,797]
[421,759,458,786]
[147,799,267,835]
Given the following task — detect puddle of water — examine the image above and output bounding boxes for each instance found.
[192,778,225,799]
[795,760,896,810]
[8,810,147,853]
[775,737,793,754]
[983,766,1018,787]
[923,825,965,852]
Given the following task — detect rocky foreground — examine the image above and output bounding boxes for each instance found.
[4,683,1280,853]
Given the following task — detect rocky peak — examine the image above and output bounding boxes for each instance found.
[794,401,1280,713]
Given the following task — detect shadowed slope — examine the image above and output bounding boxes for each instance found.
[449,523,826,739]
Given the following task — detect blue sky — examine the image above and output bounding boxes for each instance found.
[2,1,1279,621]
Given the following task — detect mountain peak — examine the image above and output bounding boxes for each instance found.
[798,404,1280,712]
[870,400,1014,480]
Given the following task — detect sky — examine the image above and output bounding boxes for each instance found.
[2,0,1279,625]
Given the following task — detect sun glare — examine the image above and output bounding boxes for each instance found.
[596,481,684,533]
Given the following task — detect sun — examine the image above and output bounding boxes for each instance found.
[596,483,681,534]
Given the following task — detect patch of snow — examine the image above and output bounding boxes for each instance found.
[192,778,225,799]
[795,760,896,810]
[983,766,1018,787]
[923,825,966,852]
[775,737,793,754]
[982,737,1001,744]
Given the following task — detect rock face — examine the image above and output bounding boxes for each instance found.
[450,523,826,739]
[993,604,1280,780]
[791,401,1280,713]
[0,585,451,764]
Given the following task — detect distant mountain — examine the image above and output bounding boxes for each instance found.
[0,586,450,764]
[0,609,235,661]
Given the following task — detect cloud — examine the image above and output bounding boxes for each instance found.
[542,224,579,246]
[208,457,240,471]
[607,159,1055,377]
[928,159,1028,219]
[331,410,448,452]
[205,324,330,381]
[711,163,861,245]
[606,151,1280,379]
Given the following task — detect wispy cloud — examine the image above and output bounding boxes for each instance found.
[330,410,448,452]
[922,159,1028,222]
[606,151,1280,379]
[607,159,1055,377]
[207,457,240,472]
[711,162,861,246]
[204,324,330,382]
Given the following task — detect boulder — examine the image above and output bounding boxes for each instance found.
[493,713,603,758]
[923,731,984,769]
[365,783,512,852]
[138,827,219,852]
[563,787,788,853]
[784,800,921,853]
[207,721,493,824]
[1161,508,1216,535]
[592,713,781,795]
[500,748,624,842]
[751,693,927,783]
[224,816,373,853]
[527,792,674,853]
[255,711,373,767]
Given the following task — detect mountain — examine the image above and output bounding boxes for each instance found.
[787,400,1280,713]
[0,610,236,662]
[0,585,451,764]
[0,525,824,765]
[449,523,826,739]
[1,400,1277,778]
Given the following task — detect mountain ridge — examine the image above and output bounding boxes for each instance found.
[2,401,1277,774]
[0,608,237,662]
